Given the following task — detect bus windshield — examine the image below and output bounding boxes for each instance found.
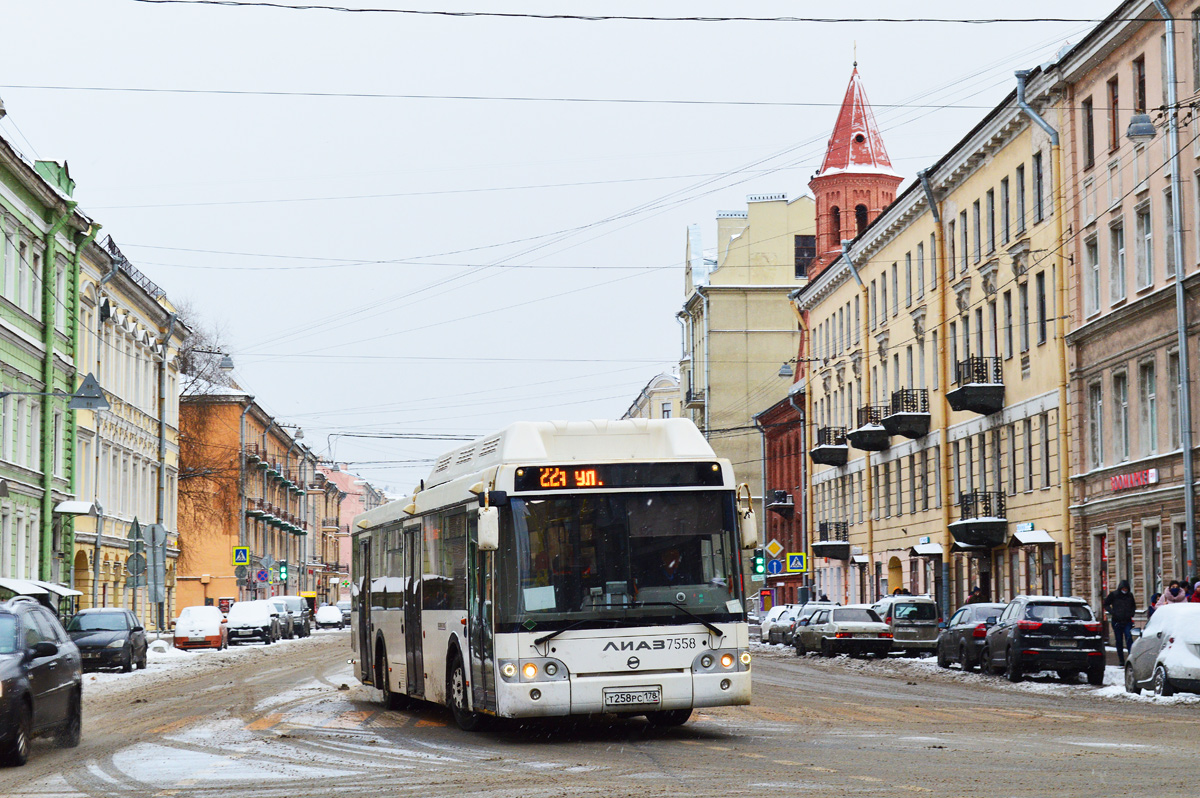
[497,491,742,628]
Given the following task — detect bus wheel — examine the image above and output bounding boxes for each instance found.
[448,655,483,731]
[646,708,692,728]
[376,644,406,710]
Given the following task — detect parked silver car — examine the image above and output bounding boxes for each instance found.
[1125,603,1200,696]
[793,605,892,657]
[871,595,940,655]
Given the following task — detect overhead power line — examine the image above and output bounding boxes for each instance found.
[125,1,1121,25]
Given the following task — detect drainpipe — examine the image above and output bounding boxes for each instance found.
[1153,0,1195,575]
[67,222,100,591]
[1016,69,1072,596]
[39,201,77,581]
[919,169,953,620]
[787,387,809,595]
[91,246,117,608]
[155,313,176,622]
[841,240,875,600]
[238,397,255,598]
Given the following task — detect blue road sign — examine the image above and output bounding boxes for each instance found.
[766,558,784,575]
[256,569,269,583]
[786,552,808,573]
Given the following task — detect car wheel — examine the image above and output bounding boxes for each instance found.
[820,639,832,657]
[1124,664,1141,695]
[936,642,950,669]
[1005,648,1022,683]
[137,651,148,670]
[1153,665,1175,696]
[448,655,483,731]
[958,644,974,672]
[56,690,82,748]
[121,648,134,673]
[3,701,31,766]
[794,636,807,657]
[1086,664,1105,686]
[646,708,692,728]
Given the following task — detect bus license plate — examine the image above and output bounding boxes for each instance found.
[604,687,661,707]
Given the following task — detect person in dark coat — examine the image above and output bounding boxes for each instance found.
[964,586,983,604]
[1102,580,1137,666]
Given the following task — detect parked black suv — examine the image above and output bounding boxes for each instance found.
[0,596,83,766]
[981,596,1104,684]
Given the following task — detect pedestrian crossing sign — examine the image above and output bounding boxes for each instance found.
[786,552,808,573]
[232,546,250,566]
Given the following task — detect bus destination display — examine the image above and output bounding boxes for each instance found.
[514,462,723,492]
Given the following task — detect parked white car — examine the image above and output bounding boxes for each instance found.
[173,605,228,650]
[1125,603,1200,696]
[226,600,281,645]
[314,605,344,630]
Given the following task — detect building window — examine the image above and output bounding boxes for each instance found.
[916,243,925,298]
[891,262,899,316]
[1016,164,1026,233]
[1023,418,1034,492]
[1140,360,1157,456]
[870,280,877,330]
[1085,236,1100,315]
[1040,413,1051,489]
[1107,76,1120,151]
[1008,424,1018,495]
[881,281,888,325]
[1001,177,1011,243]
[1088,382,1104,468]
[1018,282,1030,353]
[1036,271,1048,345]
[931,330,939,390]
[929,233,937,288]
[882,462,891,517]
[1110,219,1126,303]
[794,234,816,279]
[947,220,956,279]
[1169,350,1181,448]
[1193,9,1200,92]
[1083,96,1095,168]
[661,402,672,419]
[949,322,958,382]
[831,206,841,247]
[960,210,969,272]
[1003,290,1013,359]
[1136,203,1153,289]
[1164,189,1176,278]
[1133,56,1147,113]
[1033,152,1045,223]
[855,204,869,236]
[1114,371,1129,461]
[986,188,996,253]
[952,441,961,503]
[1084,177,1096,221]
[973,199,982,262]
[905,252,913,307]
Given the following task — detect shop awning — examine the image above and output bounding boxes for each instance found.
[909,543,944,557]
[54,500,97,515]
[0,577,50,596]
[951,541,989,553]
[1010,529,1055,546]
[851,554,870,564]
[30,580,82,598]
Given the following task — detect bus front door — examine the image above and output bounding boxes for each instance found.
[403,525,424,697]
[358,538,373,685]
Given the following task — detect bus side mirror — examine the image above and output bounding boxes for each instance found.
[739,507,758,550]
[478,505,499,551]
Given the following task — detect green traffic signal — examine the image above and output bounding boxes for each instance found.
[752,549,766,575]
[279,561,289,581]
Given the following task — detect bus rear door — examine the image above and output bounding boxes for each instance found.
[404,524,424,697]
[357,537,373,685]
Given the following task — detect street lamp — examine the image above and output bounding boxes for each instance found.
[777,362,794,378]
[191,347,235,372]
[1126,112,1157,145]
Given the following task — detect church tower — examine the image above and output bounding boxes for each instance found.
[808,66,903,279]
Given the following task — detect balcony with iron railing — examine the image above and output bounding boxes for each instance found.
[947,356,1005,415]
[321,517,341,530]
[882,388,931,439]
[684,387,707,408]
[809,426,849,467]
[765,489,794,519]
[812,521,851,560]
[847,405,891,451]
[948,490,1007,548]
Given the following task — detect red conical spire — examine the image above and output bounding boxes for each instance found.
[816,67,897,179]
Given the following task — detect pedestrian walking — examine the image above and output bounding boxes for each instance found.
[1157,580,1187,606]
[1191,581,1200,603]
[964,586,983,604]
[1102,579,1136,666]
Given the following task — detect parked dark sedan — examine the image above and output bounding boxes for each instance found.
[980,596,1104,684]
[65,608,147,672]
[935,602,1006,671]
[0,596,82,766]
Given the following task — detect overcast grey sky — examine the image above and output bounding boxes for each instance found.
[0,1,1100,494]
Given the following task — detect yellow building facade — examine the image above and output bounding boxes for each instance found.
[72,237,187,628]
[621,373,681,420]
[795,72,1071,613]
[679,193,814,520]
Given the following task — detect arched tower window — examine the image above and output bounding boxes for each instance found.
[855,204,869,236]
[831,206,841,247]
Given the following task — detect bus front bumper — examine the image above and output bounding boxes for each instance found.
[495,669,751,718]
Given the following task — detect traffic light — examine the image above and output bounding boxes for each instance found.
[279,561,289,582]
[752,548,766,576]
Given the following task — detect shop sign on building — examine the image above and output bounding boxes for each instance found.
[1109,468,1158,492]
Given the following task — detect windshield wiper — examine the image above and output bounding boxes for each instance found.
[532,616,638,646]
[633,602,725,638]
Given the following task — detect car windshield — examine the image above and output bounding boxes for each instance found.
[892,602,938,621]
[0,615,17,654]
[832,608,881,623]
[67,612,129,632]
[282,597,304,611]
[1026,603,1093,621]
[497,491,742,626]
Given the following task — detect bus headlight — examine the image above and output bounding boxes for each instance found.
[720,653,735,669]
[522,662,539,680]
[740,651,752,666]
[502,663,517,678]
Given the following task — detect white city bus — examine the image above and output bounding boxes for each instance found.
[350,419,757,730]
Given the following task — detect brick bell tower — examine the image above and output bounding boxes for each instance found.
[807,65,903,279]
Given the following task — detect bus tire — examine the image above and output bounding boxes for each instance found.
[376,643,408,710]
[448,654,483,731]
[646,708,692,727]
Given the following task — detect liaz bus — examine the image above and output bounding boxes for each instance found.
[350,419,758,731]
